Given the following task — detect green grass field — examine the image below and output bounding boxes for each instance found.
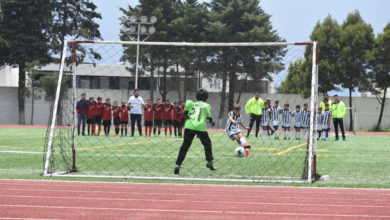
[0,127,389,188]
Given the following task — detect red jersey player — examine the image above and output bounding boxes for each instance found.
[112,100,120,136]
[172,102,182,137]
[86,97,95,136]
[153,98,163,136]
[93,97,104,136]
[162,99,173,136]
[144,99,154,137]
[119,100,130,137]
[102,98,112,137]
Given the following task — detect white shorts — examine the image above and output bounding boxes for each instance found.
[294,122,302,128]
[226,128,241,139]
[272,120,279,127]
[322,124,330,130]
[316,124,322,131]
[261,121,270,127]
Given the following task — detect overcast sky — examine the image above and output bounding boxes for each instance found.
[93,0,390,96]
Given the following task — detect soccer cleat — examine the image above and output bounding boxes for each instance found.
[115,134,119,137]
[206,161,216,170]
[343,137,346,141]
[174,165,180,175]
[245,149,251,157]
[335,137,339,141]
[283,137,287,140]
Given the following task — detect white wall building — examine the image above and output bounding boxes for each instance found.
[0,65,19,87]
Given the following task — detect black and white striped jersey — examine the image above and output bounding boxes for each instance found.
[271,106,281,122]
[317,113,324,126]
[323,109,332,126]
[301,109,311,127]
[281,109,292,127]
[225,111,242,132]
[293,110,302,127]
[261,108,271,126]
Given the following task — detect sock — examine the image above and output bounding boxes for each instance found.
[153,128,156,135]
[169,127,172,136]
[263,130,268,139]
[275,130,279,138]
[107,126,110,135]
[149,127,152,136]
[297,131,300,139]
[121,128,123,136]
[125,126,127,135]
[158,129,161,135]
[88,125,90,135]
[92,124,96,135]
[174,127,177,136]
[164,127,167,135]
[145,127,148,136]
[288,131,291,139]
[97,126,101,136]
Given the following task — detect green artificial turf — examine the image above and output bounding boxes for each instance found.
[0,127,389,188]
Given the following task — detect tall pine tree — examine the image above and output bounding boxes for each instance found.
[0,0,52,124]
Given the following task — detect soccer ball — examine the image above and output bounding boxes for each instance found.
[235,146,246,157]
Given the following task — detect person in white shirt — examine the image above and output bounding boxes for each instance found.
[128,89,145,136]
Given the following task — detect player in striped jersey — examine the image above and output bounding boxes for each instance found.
[301,103,310,140]
[322,103,332,140]
[281,104,292,140]
[316,107,324,140]
[271,100,282,140]
[261,104,272,139]
[225,104,251,156]
[292,105,302,140]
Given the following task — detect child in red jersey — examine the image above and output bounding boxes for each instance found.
[153,98,163,136]
[112,100,120,136]
[172,102,182,138]
[144,99,154,137]
[93,97,104,136]
[86,97,95,136]
[102,98,112,137]
[119,100,130,137]
[162,99,173,136]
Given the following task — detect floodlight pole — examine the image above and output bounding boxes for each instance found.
[135,23,141,89]
[121,15,156,90]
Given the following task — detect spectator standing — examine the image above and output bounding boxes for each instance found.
[128,89,145,137]
[76,93,88,136]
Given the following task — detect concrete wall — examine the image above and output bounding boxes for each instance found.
[1,86,389,130]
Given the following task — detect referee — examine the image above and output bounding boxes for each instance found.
[245,92,265,138]
[128,89,145,137]
[331,95,346,141]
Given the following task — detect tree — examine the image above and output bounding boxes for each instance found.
[206,0,284,116]
[281,59,311,98]
[0,0,52,124]
[50,0,102,62]
[280,15,343,97]
[120,0,181,101]
[169,0,209,100]
[339,10,374,131]
[361,23,390,130]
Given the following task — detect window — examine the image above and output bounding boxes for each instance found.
[109,77,120,89]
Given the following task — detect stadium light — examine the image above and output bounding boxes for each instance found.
[120,15,157,89]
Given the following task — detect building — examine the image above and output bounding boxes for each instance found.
[0,65,19,87]
[26,63,274,94]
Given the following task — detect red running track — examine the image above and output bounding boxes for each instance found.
[0,180,390,219]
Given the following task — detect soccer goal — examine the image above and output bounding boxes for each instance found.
[43,40,319,183]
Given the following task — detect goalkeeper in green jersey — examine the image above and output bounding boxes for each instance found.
[174,88,216,175]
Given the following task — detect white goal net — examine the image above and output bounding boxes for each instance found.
[43,40,319,183]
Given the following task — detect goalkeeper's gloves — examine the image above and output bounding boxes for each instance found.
[181,111,189,124]
[207,117,215,126]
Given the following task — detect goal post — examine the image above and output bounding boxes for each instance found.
[43,40,319,183]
